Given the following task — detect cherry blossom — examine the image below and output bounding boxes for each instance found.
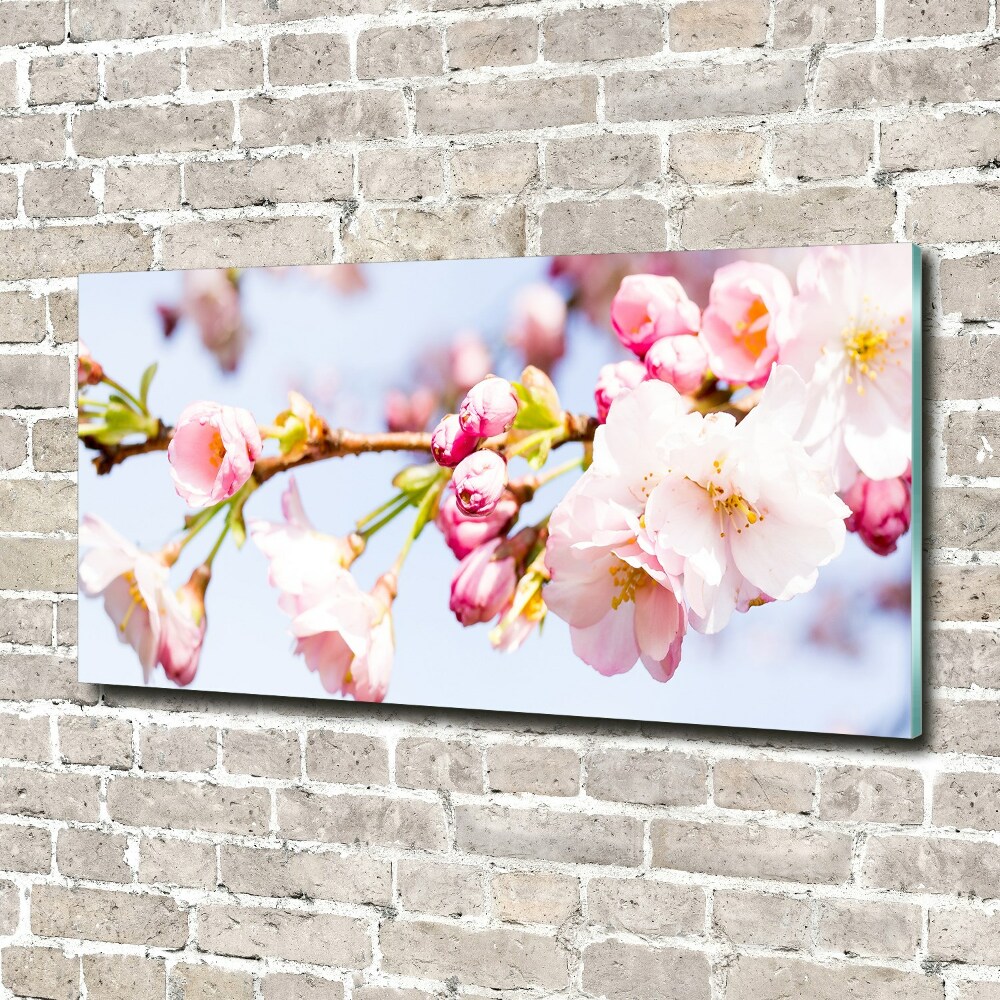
[453,450,508,517]
[610,274,701,358]
[843,466,912,557]
[459,377,519,437]
[79,515,173,680]
[168,401,262,508]
[594,359,646,423]
[450,538,517,626]
[776,245,912,489]
[436,485,518,559]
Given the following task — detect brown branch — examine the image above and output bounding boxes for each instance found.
[86,413,600,480]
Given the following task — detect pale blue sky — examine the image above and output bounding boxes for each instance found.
[79,254,916,737]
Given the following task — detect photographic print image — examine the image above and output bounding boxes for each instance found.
[78,243,921,737]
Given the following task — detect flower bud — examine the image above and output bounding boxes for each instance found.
[453,450,508,517]
[594,360,646,423]
[508,283,567,371]
[78,341,104,387]
[644,334,708,395]
[449,538,517,627]
[430,413,478,468]
[610,274,701,358]
[843,469,912,557]
[436,485,519,559]
[158,565,209,687]
[459,376,519,437]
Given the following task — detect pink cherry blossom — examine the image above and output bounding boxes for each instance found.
[545,474,687,682]
[594,359,646,423]
[842,467,912,557]
[700,261,792,387]
[168,400,263,509]
[453,450,508,517]
[645,334,708,395]
[635,368,849,633]
[430,413,479,468]
[386,386,438,433]
[78,341,104,387]
[508,283,567,371]
[249,479,393,702]
[449,538,517,626]
[450,331,492,393]
[157,566,209,687]
[181,270,248,373]
[79,515,172,681]
[459,377,519,437]
[775,245,912,489]
[436,484,518,559]
[610,274,701,358]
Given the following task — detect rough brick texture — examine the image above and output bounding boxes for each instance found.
[0,0,995,996]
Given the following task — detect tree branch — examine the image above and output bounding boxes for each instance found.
[85,413,601,479]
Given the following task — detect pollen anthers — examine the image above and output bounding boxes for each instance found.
[842,299,909,392]
[701,460,762,535]
[608,560,647,610]
[118,570,147,632]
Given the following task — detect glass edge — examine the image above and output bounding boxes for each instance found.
[911,243,923,738]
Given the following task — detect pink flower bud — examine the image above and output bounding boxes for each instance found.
[645,334,708,395]
[158,566,209,687]
[449,538,517,627]
[385,386,437,433]
[167,400,263,509]
[508,283,567,371]
[436,485,519,559]
[610,274,701,358]
[453,450,508,517]
[430,413,479,468]
[459,377,519,437]
[842,469,912,557]
[594,360,646,423]
[449,331,492,392]
[78,341,104,387]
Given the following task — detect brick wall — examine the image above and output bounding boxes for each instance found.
[0,0,996,996]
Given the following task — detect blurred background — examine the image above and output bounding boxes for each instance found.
[79,250,915,738]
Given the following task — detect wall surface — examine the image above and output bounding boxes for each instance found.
[0,0,997,997]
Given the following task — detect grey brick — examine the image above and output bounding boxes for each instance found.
[32,418,78,472]
[773,0,875,46]
[447,18,537,69]
[380,920,568,990]
[714,889,811,949]
[670,0,767,51]
[544,6,664,61]
[268,32,350,86]
[546,133,660,190]
[487,744,580,795]
[582,939,711,1000]
[588,877,705,937]
[455,803,643,865]
[586,749,707,806]
[83,955,166,1000]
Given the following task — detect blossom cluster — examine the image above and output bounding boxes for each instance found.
[79,247,914,702]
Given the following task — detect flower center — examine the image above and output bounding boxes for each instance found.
[208,431,226,470]
[119,570,147,633]
[704,461,763,536]
[733,297,770,359]
[608,560,647,610]
[842,309,909,393]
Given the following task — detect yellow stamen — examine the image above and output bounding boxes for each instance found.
[733,297,770,359]
[608,561,647,611]
[118,571,147,633]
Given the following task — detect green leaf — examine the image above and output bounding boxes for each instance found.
[138,363,158,410]
[524,435,551,471]
[392,462,440,497]
[511,369,562,432]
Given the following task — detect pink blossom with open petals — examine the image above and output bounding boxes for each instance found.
[168,400,262,509]
[453,450,508,517]
[594,359,646,423]
[700,262,792,387]
[545,474,687,683]
[459,377,519,437]
[250,479,394,701]
[610,274,701,358]
[645,334,708,395]
[843,467,912,557]
[775,245,912,489]
[79,514,172,681]
[449,538,517,627]
[431,413,479,468]
[78,341,103,387]
[508,283,567,371]
[436,484,518,559]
